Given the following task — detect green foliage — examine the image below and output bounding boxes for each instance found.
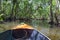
[0,0,60,21]
[0,14,4,21]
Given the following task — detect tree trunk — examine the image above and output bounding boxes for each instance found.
[11,0,18,21]
[0,0,1,12]
[55,0,60,26]
[50,0,54,27]
[54,13,59,25]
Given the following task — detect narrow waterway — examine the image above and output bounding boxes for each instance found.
[0,20,60,40]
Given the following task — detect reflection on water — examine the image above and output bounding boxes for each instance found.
[0,20,60,40]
